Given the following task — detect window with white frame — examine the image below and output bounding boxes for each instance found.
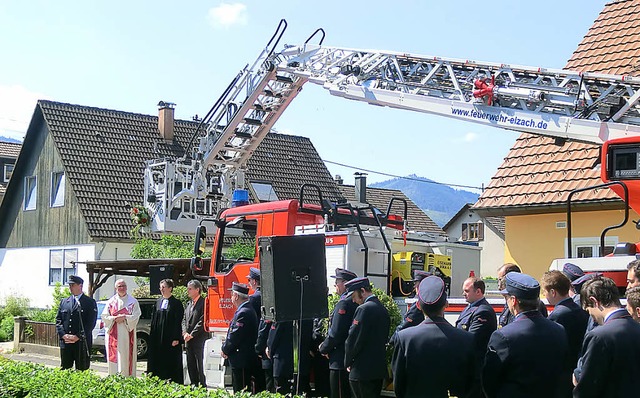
[3,164,13,182]
[461,222,484,241]
[567,237,617,258]
[49,249,78,285]
[50,171,65,207]
[23,176,37,210]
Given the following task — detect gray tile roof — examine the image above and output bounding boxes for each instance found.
[0,142,21,158]
[33,100,343,240]
[338,184,444,235]
[485,216,505,235]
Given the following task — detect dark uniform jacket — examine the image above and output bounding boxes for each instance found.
[455,297,497,360]
[266,320,313,378]
[319,293,358,370]
[222,300,258,369]
[548,298,588,371]
[482,310,568,398]
[573,309,640,398]
[55,294,98,349]
[255,318,273,370]
[182,296,207,347]
[345,295,390,381]
[249,288,261,320]
[396,303,424,333]
[392,316,475,398]
[498,300,548,327]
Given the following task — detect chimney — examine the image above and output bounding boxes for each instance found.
[354,172,367,203]
[335,174,343,185]
[157,101,175,142]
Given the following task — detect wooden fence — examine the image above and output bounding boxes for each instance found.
[22,320,58,347]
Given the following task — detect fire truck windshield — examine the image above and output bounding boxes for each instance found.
[215,218,257,273]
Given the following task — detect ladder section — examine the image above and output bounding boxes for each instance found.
[278,45,640,144]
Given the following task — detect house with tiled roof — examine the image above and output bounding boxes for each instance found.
[337,178,444,236]
[0,141,21,204]
[443,204,505,277]
[0,100,345,306]
[474,0,640,280]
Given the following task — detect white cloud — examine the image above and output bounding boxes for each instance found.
[462,132,478,143]
[207,3,248,29]
[0,84,48,141]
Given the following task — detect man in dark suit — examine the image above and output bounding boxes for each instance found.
[319,268,358,398]
[497,263,547,327]
[573,276,640,397]
[393,276,476,398]
[344,277,390,398]
[541,270,589,397]
[455,276,497,398]
[55,275,98,371]
[182,279,207,387]
[482,272,568,398]
[222,282,259,392]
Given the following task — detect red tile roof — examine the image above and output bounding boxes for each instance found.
[475,0,640,213]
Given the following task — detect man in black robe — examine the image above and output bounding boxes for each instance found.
[147,278,185,383]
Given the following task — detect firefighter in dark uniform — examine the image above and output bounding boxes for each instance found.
[455,276,497,398]
[266,319,313,395]
[319,268,358,398]
[55,275,98,371]
[391,271,431,338]
[344,277,390,398]
[221,282,259,393]
[497,263,547,327]
[246,267,265,391]
[247,267,262,320]
[482,272,569,398]
[392,276,476,398]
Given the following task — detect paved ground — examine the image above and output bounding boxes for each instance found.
[0,341,146,377]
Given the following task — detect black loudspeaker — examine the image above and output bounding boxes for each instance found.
[149,264,174,295]
[260,234,329,322]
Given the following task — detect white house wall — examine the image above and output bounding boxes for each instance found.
[0,244,95,308]
[0,241,139,308]
[444,211,505,279]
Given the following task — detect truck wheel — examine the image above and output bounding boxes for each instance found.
[137,333,150,359]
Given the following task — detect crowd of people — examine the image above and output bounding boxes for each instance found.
[55,260,640,397]
[54,276,208,386]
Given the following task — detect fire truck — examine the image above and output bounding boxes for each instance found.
[142,20,640,387]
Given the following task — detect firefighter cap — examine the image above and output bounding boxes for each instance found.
[67,275,84,285]
[571,272,602,291]
[562,263,585,282]
[413,270,432,282]
[417,276,447,308]
[228,282,250,295]
[344,277,371,294]
[331,268,358,282]
[499,272,540,300]
[247,267,260,281]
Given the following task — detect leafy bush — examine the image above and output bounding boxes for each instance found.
[0,316,14,342]
[0,357,297,397]
[131,235,211,260]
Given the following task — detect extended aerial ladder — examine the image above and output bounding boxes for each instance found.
[144,20,640,234]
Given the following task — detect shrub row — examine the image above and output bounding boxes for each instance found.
[0,357,294,398]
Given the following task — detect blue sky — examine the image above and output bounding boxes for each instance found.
[0,0,607,190]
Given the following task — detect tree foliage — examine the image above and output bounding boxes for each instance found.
[130,235,199,259]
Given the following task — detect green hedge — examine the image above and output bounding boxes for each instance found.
[0,357,295,398]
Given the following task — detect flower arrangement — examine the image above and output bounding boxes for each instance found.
[130,205,151,237]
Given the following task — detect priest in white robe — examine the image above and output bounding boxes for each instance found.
[101,278,142,376]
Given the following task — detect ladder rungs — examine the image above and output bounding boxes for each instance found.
[264,89,283,98]
[276,75,294,84]
[243,118,263,126]
[233,130,253,139]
